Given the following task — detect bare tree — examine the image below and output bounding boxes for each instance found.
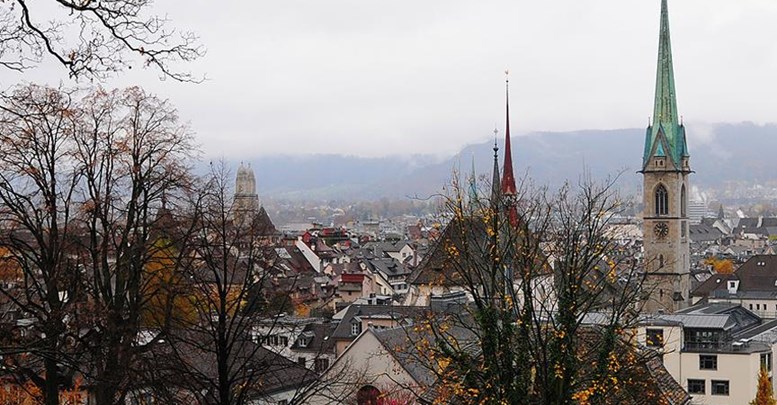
[0,0,203,81]
[0,84,85,405]
[71,86,196,404]
[142,161,297,404]
[0,84,197,404]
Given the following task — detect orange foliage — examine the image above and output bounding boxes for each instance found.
[0,377,84,405]
[704,257,735,274]
[0,381,41,405]
[0,247,22,282]
[751,365,777,405]
[141,239,197,327]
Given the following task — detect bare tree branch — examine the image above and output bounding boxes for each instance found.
[1,0,203,81]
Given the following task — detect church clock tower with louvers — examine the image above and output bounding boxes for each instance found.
[641,0,691,314]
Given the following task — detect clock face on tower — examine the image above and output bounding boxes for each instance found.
[654,222,669,239]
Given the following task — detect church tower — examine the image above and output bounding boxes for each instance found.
[641,0,691,313]
[233,163,260,223]
[501,73,519,227]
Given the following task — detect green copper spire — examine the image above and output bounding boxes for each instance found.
[468,153,478,210]
[643,0,689,170]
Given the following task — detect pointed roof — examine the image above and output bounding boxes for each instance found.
[643,0,689,170]
[501,76,517,195]
[490,135,501,206]
[468,154,478,210]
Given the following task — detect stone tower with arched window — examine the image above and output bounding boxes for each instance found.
[233,163,260,223]
[640,0,691,314]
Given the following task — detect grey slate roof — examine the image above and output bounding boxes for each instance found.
[689,223,722,243]
[646,302,761,334]
[658,314,734,329]
[692,255,777,300]
[290,322,337,354]
[365,257,411,278]
[331,304,422,341]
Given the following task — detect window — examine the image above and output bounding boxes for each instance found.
[762,353,773,371]
[315,357,330,373]
[655,184,669,216]
[681,185,687,217]
[351,322,361,336]
[265,335,289,347]
[357,385,381,405]
[711,380,729,396]
[699,355,717,370]
[687,379,705,394]
[758,304,762,310]
[646,329,664,348]
[297,357,306,366]
[298,336,310,348]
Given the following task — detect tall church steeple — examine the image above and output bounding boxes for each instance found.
[641,0,691,314]
[501,72,517,196]
[643,0,689,171]
[501,73,519,226]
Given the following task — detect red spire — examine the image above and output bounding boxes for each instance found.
[501,72,517,196]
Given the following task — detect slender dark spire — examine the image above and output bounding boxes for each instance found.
[491,129,501,205]
[501,71,517,196]
[643,0,689,170]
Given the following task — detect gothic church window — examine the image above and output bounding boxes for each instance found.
[681,185,687,217]
[655,184,669,216]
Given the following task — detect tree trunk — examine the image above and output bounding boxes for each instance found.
[44,356,59,405]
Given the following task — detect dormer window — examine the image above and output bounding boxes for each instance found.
[351,321,361,336]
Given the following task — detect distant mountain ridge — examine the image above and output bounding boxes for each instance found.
[243,122,777,201]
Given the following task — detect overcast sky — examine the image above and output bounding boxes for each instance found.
[3,0,777,159]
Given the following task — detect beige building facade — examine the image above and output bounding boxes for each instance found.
[637,304,777,405]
